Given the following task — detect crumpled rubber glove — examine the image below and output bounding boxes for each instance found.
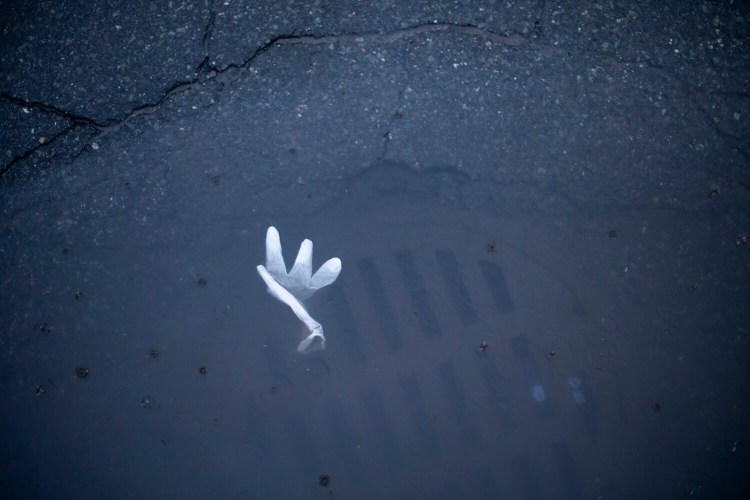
[256,226,342,353]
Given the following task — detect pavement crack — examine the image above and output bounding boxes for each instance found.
[534,0,547,39]
[197,0,217,73]
[0,92,104,128]
[95,79,201,140]
[0,93,103,177]
[4,18,746,180]
[0,123,78,179]
[2,21,538,179]
[270,22,530,49]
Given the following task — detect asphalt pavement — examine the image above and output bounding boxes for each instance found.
[1,1,749,498]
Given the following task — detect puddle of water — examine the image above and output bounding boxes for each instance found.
[0,162,746,498]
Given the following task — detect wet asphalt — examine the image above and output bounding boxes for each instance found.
[1,1,749,498]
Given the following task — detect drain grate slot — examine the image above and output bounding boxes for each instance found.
[360,387,403,469]
[395,249,442,338]
[478,259,514,314]
[399,373,441,456]
[436,360,478,446]
[477,359,514,427]
[322,399,366,482]
[357,257,405,352]
[322,283,367,363]
[552,442,583,500]
[510,337,554,415]
[434,249,478,326]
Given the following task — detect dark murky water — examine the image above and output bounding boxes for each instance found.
[1,163,747,498]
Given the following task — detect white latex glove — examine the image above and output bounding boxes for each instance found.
[256,226,342,353]
[261,226,341,301]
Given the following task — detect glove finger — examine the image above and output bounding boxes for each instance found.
[264,226,287,277]
[309,257,342,289]
[289,239,313,282]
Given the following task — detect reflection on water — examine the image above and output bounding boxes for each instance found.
[0,164,746,498]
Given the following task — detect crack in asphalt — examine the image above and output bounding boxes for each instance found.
[0,123,79,179]
[1,20,747,179]
[197,0,217,74]
[0,92,103,128]
[273,23,530,49]
[0,93,102,178]
[377,88,407,161]
[534,0,547,39]
[0,22,554,180]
